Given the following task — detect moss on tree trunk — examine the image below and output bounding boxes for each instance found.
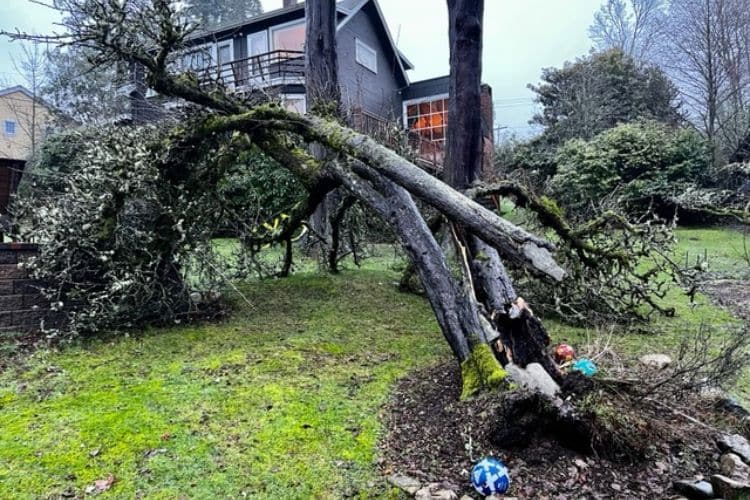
[460,343,508,399]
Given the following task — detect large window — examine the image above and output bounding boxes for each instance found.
[405,96,448,143]
[355,38,377,73]
[271,21,305,52]
[4,120,16,137]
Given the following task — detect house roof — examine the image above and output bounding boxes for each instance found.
[186,0,414,75]
[0,85,57,111]
[0,85,36,100]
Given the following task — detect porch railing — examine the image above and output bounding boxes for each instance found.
[196,50,305,89]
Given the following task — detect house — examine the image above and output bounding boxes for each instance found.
[132,0,493,169]
[0,85,56,219]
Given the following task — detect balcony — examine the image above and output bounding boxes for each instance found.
[196,50,305,90]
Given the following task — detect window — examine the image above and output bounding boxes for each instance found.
[182,46,212,71]
[271,21,306,52]
[217,43,232,66]
[405,96,448,143]
[355,39,377,73]
[283,94,306,114]
[404,95,449,164]
[4,120,16,137]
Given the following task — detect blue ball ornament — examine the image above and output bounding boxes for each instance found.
[572,358,598,376]
[471,457,510,496]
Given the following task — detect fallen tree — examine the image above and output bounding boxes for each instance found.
[1,0,683,397]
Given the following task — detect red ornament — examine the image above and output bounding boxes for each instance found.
[554,343,575,363]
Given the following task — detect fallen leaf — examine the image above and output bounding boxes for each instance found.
[93,474,115,492]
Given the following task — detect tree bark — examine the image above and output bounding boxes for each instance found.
[305,0,341,116]
[305,0,343,265]
[445,0,484,189]
[332,161,508,396]
[444,0,561,385]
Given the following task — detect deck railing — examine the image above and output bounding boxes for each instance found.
[195,50,305,89]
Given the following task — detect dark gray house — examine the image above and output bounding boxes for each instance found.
[135,0,493,168]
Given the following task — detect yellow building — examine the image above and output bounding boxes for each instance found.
[0,85,56,216]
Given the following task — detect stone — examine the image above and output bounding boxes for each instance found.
[711,474,750,500]
[506,362,560,397]
[639,354,672,370]
[386,473,421,495]
[673,479,714,499]
[718,434,750,464]
[414,483,458,500]
[722,453,750,481]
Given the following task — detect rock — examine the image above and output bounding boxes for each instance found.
[673,479,714,499]
[711,474,750,500]
[506,362,560,397]
[639,354,672,370]
[722,453,750,481]
[386,473,421,495]
[414,483,458,500]
[718,434,750,464]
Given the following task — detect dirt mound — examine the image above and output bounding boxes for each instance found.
[379,361,743,498]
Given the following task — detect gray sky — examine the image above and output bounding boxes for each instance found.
[0,0,602,136]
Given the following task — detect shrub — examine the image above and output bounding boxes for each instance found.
[549,121,711,219]
[14,122,306,339]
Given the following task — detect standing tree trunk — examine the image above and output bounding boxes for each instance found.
[444,0,484,190]
[305,0,341,115]
[444,0,561,384]
[305,0,344,268]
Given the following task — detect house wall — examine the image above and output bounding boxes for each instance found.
[336,3,405,121]
[0,91,54,161]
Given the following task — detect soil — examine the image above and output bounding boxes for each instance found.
[702,279,750,321]
[379,361,743,499]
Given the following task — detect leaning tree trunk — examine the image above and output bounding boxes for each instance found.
[332,161,507,397]
[444,0,561,387]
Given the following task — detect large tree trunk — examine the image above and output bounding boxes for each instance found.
[332,161,507,397]
[444,0,561,386]
[305,0,340,115]
[305,0,344,265]
[444,0,484,190]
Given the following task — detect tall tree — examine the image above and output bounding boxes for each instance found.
[444,0,484,189]
[589,0,666,63]
[43,47,128,124]
[186,0,262,28]
[305,0,340,116]
[445,0,562,388]
[9,42,49,156]
[660,0,750,164]
[529,49,682,145]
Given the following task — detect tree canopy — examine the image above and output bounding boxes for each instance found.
[529,49,682,145]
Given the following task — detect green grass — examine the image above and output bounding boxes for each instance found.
[674,226,749,277]
[0,226,747,498]
[0,271,444,498]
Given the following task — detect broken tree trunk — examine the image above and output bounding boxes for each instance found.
[443,0,562,388]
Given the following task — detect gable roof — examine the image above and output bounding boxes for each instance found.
[0,85,36,100]
[0,85,56,111]
[337,0,413,79]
